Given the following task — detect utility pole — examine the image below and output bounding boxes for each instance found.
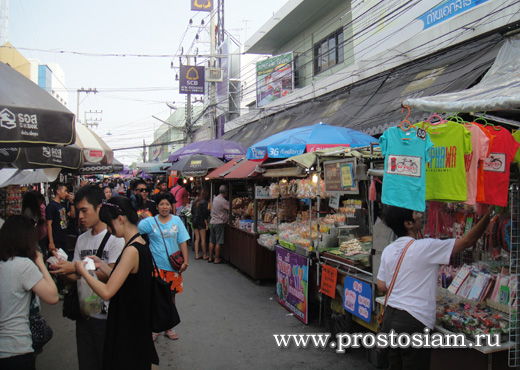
[186,57,193,144]
[142,139,147,163]
[209,7,216,139]
[84,110,103,129]
[76,88,98,125]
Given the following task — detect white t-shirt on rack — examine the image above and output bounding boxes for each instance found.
[377,236,454,329]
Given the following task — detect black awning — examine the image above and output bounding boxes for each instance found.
[223,33,504,148]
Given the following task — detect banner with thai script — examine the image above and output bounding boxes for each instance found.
[276,245,309,324]
[418,0,490,30]
[256,52,293,107]
[343,276,372,323]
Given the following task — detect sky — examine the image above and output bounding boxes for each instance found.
[7,0,284,165]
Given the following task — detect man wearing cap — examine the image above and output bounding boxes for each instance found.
[208,185,229,264]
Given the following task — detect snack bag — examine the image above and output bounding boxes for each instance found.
[77,258,102,317]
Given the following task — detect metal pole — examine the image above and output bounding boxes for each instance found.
[209,8,216,139]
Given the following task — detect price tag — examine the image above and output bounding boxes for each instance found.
[416,127,427,139]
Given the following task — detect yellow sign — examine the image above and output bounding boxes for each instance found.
[341,163,353,188]
[191,0,212,11]
[186,67,199,80]
[190,160,202,166]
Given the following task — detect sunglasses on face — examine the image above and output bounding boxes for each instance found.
[136,188,149,192]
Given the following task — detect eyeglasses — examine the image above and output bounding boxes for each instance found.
[136,188,149,192]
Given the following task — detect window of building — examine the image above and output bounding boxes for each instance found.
[314,29,344,75]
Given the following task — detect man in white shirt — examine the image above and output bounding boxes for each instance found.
[376,204,492,369]
[50,185,124,370]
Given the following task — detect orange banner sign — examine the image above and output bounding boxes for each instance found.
[321,264,338,299]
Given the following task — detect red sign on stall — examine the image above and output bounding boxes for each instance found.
[321,264,338,299]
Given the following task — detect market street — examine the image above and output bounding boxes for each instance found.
[36,247,375,370]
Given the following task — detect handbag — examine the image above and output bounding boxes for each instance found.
[62,231,112,320]
[376,239,414,331]
[154,217,184,271]
[150,253,181,333]
[30,293,53,351]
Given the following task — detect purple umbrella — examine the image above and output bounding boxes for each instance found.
[168,139,246,162]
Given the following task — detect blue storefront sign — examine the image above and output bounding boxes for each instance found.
[343,276,372,323]
[418,0,489,30]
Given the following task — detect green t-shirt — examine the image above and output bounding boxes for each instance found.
[419,121,472,202]
[513,130,520,170]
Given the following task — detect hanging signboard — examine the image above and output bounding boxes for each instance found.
[255,185,274,199]
[276,245,309,324]
[179,65,205,95]
[343,276,372,323]
[256,52,293,107]
[323,159,359,194]
[190,0,213,11]
[320,264,338,299]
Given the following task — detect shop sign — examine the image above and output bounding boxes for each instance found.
[343,276,371,323]
[328,193,340,209]
[191,0,212,12]
[276,245,309,324]
[256,52,293,107]
[320,264,337,299]
[323,159,359,194]
[255,185,274,199]
[306,144,350,153]
[179,65,205,95]
[417,0,490,31]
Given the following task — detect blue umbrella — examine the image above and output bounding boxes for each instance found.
[247,123,378,160]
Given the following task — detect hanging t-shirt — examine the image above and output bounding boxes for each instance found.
[513,130,520,171]
[482,125,520,207]
[463,124,490,205]
[472,122,496,203]
[419,121,472,202]
[379,126,433,212]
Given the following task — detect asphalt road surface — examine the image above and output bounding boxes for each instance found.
[37,247,376,370]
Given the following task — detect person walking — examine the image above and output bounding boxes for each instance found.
[0,216,59,370]
[376,204,493,369]
[133,180,158,220]
[22,191,48,256]
[75,196,159,370]
[138,192,189,341]
[191,188,210,260]
[46,183,75,256]
[208,185,229,264]
[170,179,188,216]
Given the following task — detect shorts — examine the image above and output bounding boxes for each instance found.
[210,223,226,245]
[158,268,183,294]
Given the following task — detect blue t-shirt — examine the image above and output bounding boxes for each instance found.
[379,126,433,212]
[138,215,190,271]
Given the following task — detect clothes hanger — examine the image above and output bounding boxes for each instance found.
[398,105,412,131]
[426,112,445,126]
[474,112,500,131]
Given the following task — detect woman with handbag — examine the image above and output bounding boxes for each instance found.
[137,192,189,341]
[0,215,59,370]
[74,196,159,370]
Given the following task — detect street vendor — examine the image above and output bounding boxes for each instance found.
[376,204,493,370]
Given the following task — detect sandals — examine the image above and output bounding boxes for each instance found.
[165,330,179,340]
[195,255,202,260]
[152,332,160,342]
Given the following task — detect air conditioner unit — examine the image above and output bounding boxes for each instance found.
[206,67,223,82]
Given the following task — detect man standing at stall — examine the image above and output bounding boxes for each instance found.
[46,183,75,257]
[208,185,229,264]
[377,204,493,369]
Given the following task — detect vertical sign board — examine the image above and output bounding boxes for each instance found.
[320,264,338,299]
[179,65,205,95]
[343,276,372,323]
[256,52,294,107]
[276,246,309,324]
[191,0,213,11]
[323,159,359,194]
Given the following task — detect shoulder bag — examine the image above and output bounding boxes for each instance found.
[62,231,112,320]
[150,252,180,333]
[376,239,414,330]
[154,217,184,271]
[30,293,53,352]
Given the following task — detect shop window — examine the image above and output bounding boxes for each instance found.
[314,29,344,75]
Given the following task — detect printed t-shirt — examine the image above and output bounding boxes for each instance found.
[513,130,520,171]
[472,122,496,202]
[379,126,433,212]
[45,200,68,246]
[463,124,490,205]
[420,121,472,202]
[73,229,125,319]
[138,215,190,272]
[482,125,520,206]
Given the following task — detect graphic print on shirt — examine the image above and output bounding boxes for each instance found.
[152,223,179,241]
[427,145,458,171]
[483,153,506,173]
[386,155,421,177]
[59,207,67,229]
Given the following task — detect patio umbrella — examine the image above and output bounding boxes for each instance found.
[167,154,225,177]
[75,123,113,164]
[167,139,246,162]
[0,62,75,147]
[247,122,378,160]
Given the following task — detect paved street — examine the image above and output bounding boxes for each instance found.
[37,247,376,370]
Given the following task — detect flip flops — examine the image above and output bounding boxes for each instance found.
[165,330,179,340]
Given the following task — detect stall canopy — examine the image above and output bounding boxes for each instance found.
[403,34,520,113]
[0,168,61,187]
[207,156,264,179]
[78,158,124,175]
[222,33,504,145]
[0,62,75,147]
[167,139,246,162]
[167,154,225,177]
[247,123,377,160]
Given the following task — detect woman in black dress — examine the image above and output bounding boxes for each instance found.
[191,188,210,260]
[75,196,158,370]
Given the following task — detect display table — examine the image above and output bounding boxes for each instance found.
[224,225,276,281]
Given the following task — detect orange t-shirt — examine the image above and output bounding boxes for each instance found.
[472,122,495,203]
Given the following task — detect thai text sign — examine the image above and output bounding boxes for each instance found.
[256,52,293,107]
[276,245,309,324]
[324,159,359,194]
[343,276,372,323]
[179,65,205,95]
[418,0,490,30]
[321,264,337,299]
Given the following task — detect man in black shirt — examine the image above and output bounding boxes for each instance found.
[46,183,75,255]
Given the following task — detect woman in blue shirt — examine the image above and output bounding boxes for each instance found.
[137,192,189,342]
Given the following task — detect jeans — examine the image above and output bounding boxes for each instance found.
[381,306,431,370]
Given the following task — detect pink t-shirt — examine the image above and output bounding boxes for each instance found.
[463,124,490,205]
[170,185,188,207]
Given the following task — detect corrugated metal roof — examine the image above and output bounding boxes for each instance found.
[206,157,243,179]
[225,159,263,179]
